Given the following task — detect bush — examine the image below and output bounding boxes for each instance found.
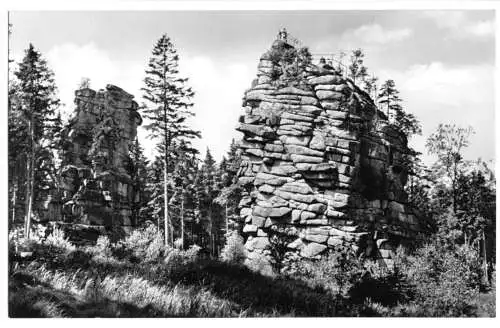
[173,238,183,249]
[121,224,165,263]
[144,233,164,262]
[220,231,246,265]
[394,241,482,316]
[9,225,47,256]
[264,43,311,85]
[184,244,201,262]
[293,245,366,295]
[87,235,115,263]
[43,227,76,257]
[163,245,201,275]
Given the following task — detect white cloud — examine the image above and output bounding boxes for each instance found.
[423,11,466,29]
[346,23,413,45]
[45,42,253,162]
[463,20,495,38]
[422,11,494,39]
[314,23,412,53]
[39,42,496,167]
[179,56,253,161]
[378,62,494,165]
[47,42,150,157]
[46,42,143,122]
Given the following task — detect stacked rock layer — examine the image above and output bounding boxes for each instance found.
[58,84,142,228]
[235,39,427,267]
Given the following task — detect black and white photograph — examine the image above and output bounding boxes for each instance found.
[4,0,498,319]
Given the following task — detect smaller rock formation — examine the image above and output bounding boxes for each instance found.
[57,84,142,230]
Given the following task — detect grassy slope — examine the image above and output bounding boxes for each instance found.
[9,242,496,318]
[9,250,346,317]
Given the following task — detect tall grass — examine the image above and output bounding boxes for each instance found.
[9,226,495,318]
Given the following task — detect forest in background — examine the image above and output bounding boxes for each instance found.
[7,30,496,317]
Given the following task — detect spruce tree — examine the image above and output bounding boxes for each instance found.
[195,148,223,256]
[378,79,401,120]
[13,44,60,237]
[348,49,368,85]
[141,34,200,246]
[8,80,28,227]
[170,140,199,249]
[363,75,379,100]
[129,138,150,226]
[378,79,421,138]
[145,153,164,230]
[214,139,243,238]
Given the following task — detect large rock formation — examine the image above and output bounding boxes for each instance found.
[235,36,428,268]
[57,84,142,230]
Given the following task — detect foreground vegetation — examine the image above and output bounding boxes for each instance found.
[9,225,495,318]
[8,29,496,319]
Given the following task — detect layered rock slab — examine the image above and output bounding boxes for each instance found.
[235,38,427,268]
[57,85,142,229]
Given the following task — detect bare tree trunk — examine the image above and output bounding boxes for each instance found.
[170,216,174,248]
[24,150,30,237]
[225,203,228,235]
[26,156,35,239]
[11,176,17,226]
[209,214,213,257]
[24,163,31,238]
[452,160,458,215]
[181,195,185,250]
[482,229,489,285]
[163,160,169,247]
[24,119,34,239]
[387,98,390,122]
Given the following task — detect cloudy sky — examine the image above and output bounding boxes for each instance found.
[9,10,495,165]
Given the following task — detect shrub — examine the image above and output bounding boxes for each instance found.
[9,225,47,256]
[173,238,183,250]
[264,43,311,85]
[220,231,246,265]
[245,255,275,277]
[121,224,165,263]
[144,233,165,262]
[287,245,366,295]
[268,231,295,274]
[163,246,201,275]
[394,241,482,316]
[44,227,76,255]
[87,235,115,264]
[184,244,201,262]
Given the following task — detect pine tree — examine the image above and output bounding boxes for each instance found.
[214,139,243,238]
[363,75,379,100]
[377,79,401,121]
[348,49,368,85]
[195,148,224,256]
[145,151,165,231]
[377,79,422,139]
[8,80,28,227]
[129,138,150,226]
[170,140,199,249]
[141,34,200,246]
[13,44,60,238]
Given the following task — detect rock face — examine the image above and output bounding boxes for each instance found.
[57,85,142,229]
[235,38,427,267]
